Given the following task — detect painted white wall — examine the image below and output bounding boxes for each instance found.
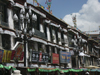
[47,27,50,41]
[40,24,44,33]
[7,8,15,51]
[8,8,14,29]
[52,29,56,43]
[64,34,68,47]
[10,36,14,50]
[58,32,61,45]
[68,63,72,68]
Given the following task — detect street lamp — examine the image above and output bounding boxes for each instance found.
[13,2,36,67]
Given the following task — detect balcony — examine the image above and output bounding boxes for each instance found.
[34,29,47,40]
[0,12,8,27]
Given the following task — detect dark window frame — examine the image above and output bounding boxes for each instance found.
[0,2,8,23]
[2,34,11,50]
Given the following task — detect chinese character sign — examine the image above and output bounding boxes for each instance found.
[52,53,59,64]
[60,51,71,63]
[66,52,71,63]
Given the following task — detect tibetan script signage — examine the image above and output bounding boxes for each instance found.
[52,53,59,64]
[60,51,71,63]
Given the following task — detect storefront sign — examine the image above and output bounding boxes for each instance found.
[0,49,4,62]
[20,52,24,61]
[11,50,16,60]
[7,50,12,62]
[39,52,42,62]
[2,50,7,62]
[14,42,23,60]
[52,53,59,64]
[32,51,38,62]
[60,51,71,63]
[32,51,48,63]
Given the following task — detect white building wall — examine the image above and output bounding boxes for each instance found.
[40,24,44,33]
[8,9,14,29]
[11,36,14,50]
[58,32,61,45]
[47,27,50,41]
[52,29,56,43]
[8,8,14,50]
[64,34,68,47]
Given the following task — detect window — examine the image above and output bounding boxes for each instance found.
[28,41,36,51]
[55,28,58,44]
[0,2,8,23]
[61,31,64,45]
[44,23,47,38]
[52,46,55,53]
[14,38,22,45]
[88,43,92,52]
[31,20,37,29]
[2,34,11,50]
[38,43,45,52]
[68,33,74,47]
[46,45,49,54]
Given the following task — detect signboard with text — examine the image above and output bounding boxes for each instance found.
[0,49,4,62]
[60,51,71,63]
[52,53,59,64]
[32,51,48,63]
[14,42,24,60]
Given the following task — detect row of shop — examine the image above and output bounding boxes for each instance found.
[1,64,100,75]
[0,44,71,67]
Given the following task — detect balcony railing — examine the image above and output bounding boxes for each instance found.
[34,29,47,40]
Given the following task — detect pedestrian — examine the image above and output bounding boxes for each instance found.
[85,72,89,75]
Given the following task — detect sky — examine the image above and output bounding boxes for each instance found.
[27,0,100,34]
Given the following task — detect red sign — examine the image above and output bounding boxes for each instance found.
[20,52,24,61]
[14,42,23,60]
[52,53,59,64]
[11,50,16,60]
[39,52,42,62]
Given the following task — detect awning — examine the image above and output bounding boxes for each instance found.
[85,65,100,69]
[30,37,47,45]
[79,52,90,57]
[3,30,16,37]
[0,28,3,34]
[49,23,60,28]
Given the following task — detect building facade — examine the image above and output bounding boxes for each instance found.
[0,0,100,68]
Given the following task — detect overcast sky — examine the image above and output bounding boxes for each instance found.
[27,0,100,34]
